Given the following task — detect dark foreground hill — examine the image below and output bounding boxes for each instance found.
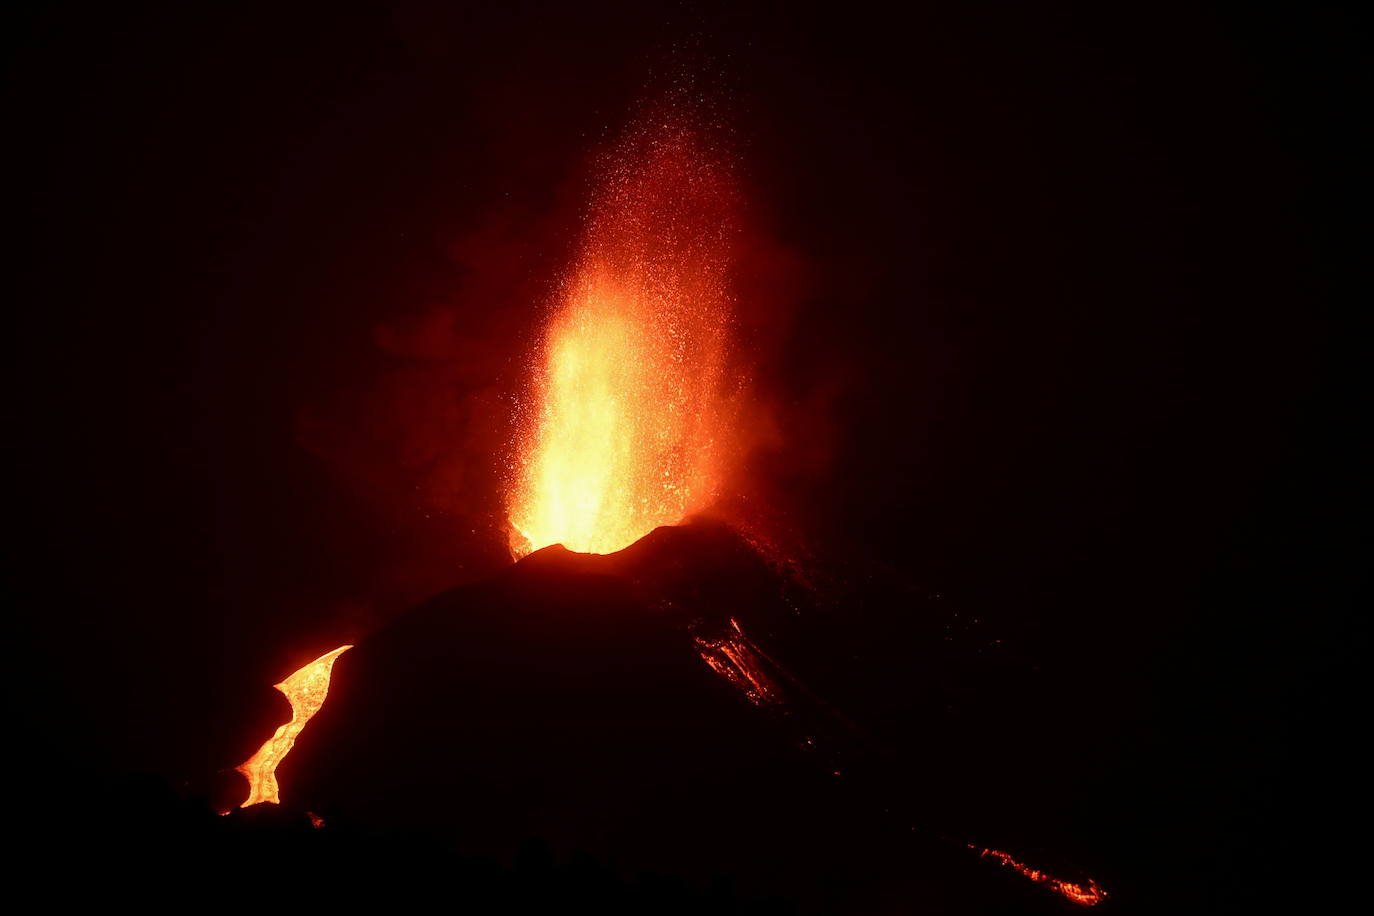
[25,521,1120,913]
[189,521,1090,913]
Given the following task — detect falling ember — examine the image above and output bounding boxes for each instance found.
[973,846,1109,906]
[235,645,352,807]
[508,112,739,556]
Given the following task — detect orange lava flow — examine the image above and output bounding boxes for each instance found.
[695,618,783,707]
[974,846,1109,906]
[236,645,352,807]
[508,114,738,557]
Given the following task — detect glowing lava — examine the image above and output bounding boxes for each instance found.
[974,846,1109,906]
[695,617,783,707]
[508,113,738,556]
[236,645,352,807]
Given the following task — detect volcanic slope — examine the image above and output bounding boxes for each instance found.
[272,521,1082,914]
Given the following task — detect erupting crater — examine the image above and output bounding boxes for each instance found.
[508,114,739,557]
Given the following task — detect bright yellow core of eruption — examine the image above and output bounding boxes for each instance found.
[236,645,352,807]
[509,120,735,557]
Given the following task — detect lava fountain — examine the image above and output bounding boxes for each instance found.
[508,114,739,557]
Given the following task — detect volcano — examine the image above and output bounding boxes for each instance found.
[12,6,1358,914]
[75,85,1118,916]
[181,520,1102,913]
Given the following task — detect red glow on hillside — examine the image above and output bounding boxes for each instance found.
[973,846,1109,906]
[695,617,783,706]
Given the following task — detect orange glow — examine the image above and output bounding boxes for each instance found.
[508,114,738,556]
[695,618,782,706]
[974,846,1109,906]
[235,645,352,807]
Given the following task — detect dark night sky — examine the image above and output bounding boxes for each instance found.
[10,1,1364,910]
